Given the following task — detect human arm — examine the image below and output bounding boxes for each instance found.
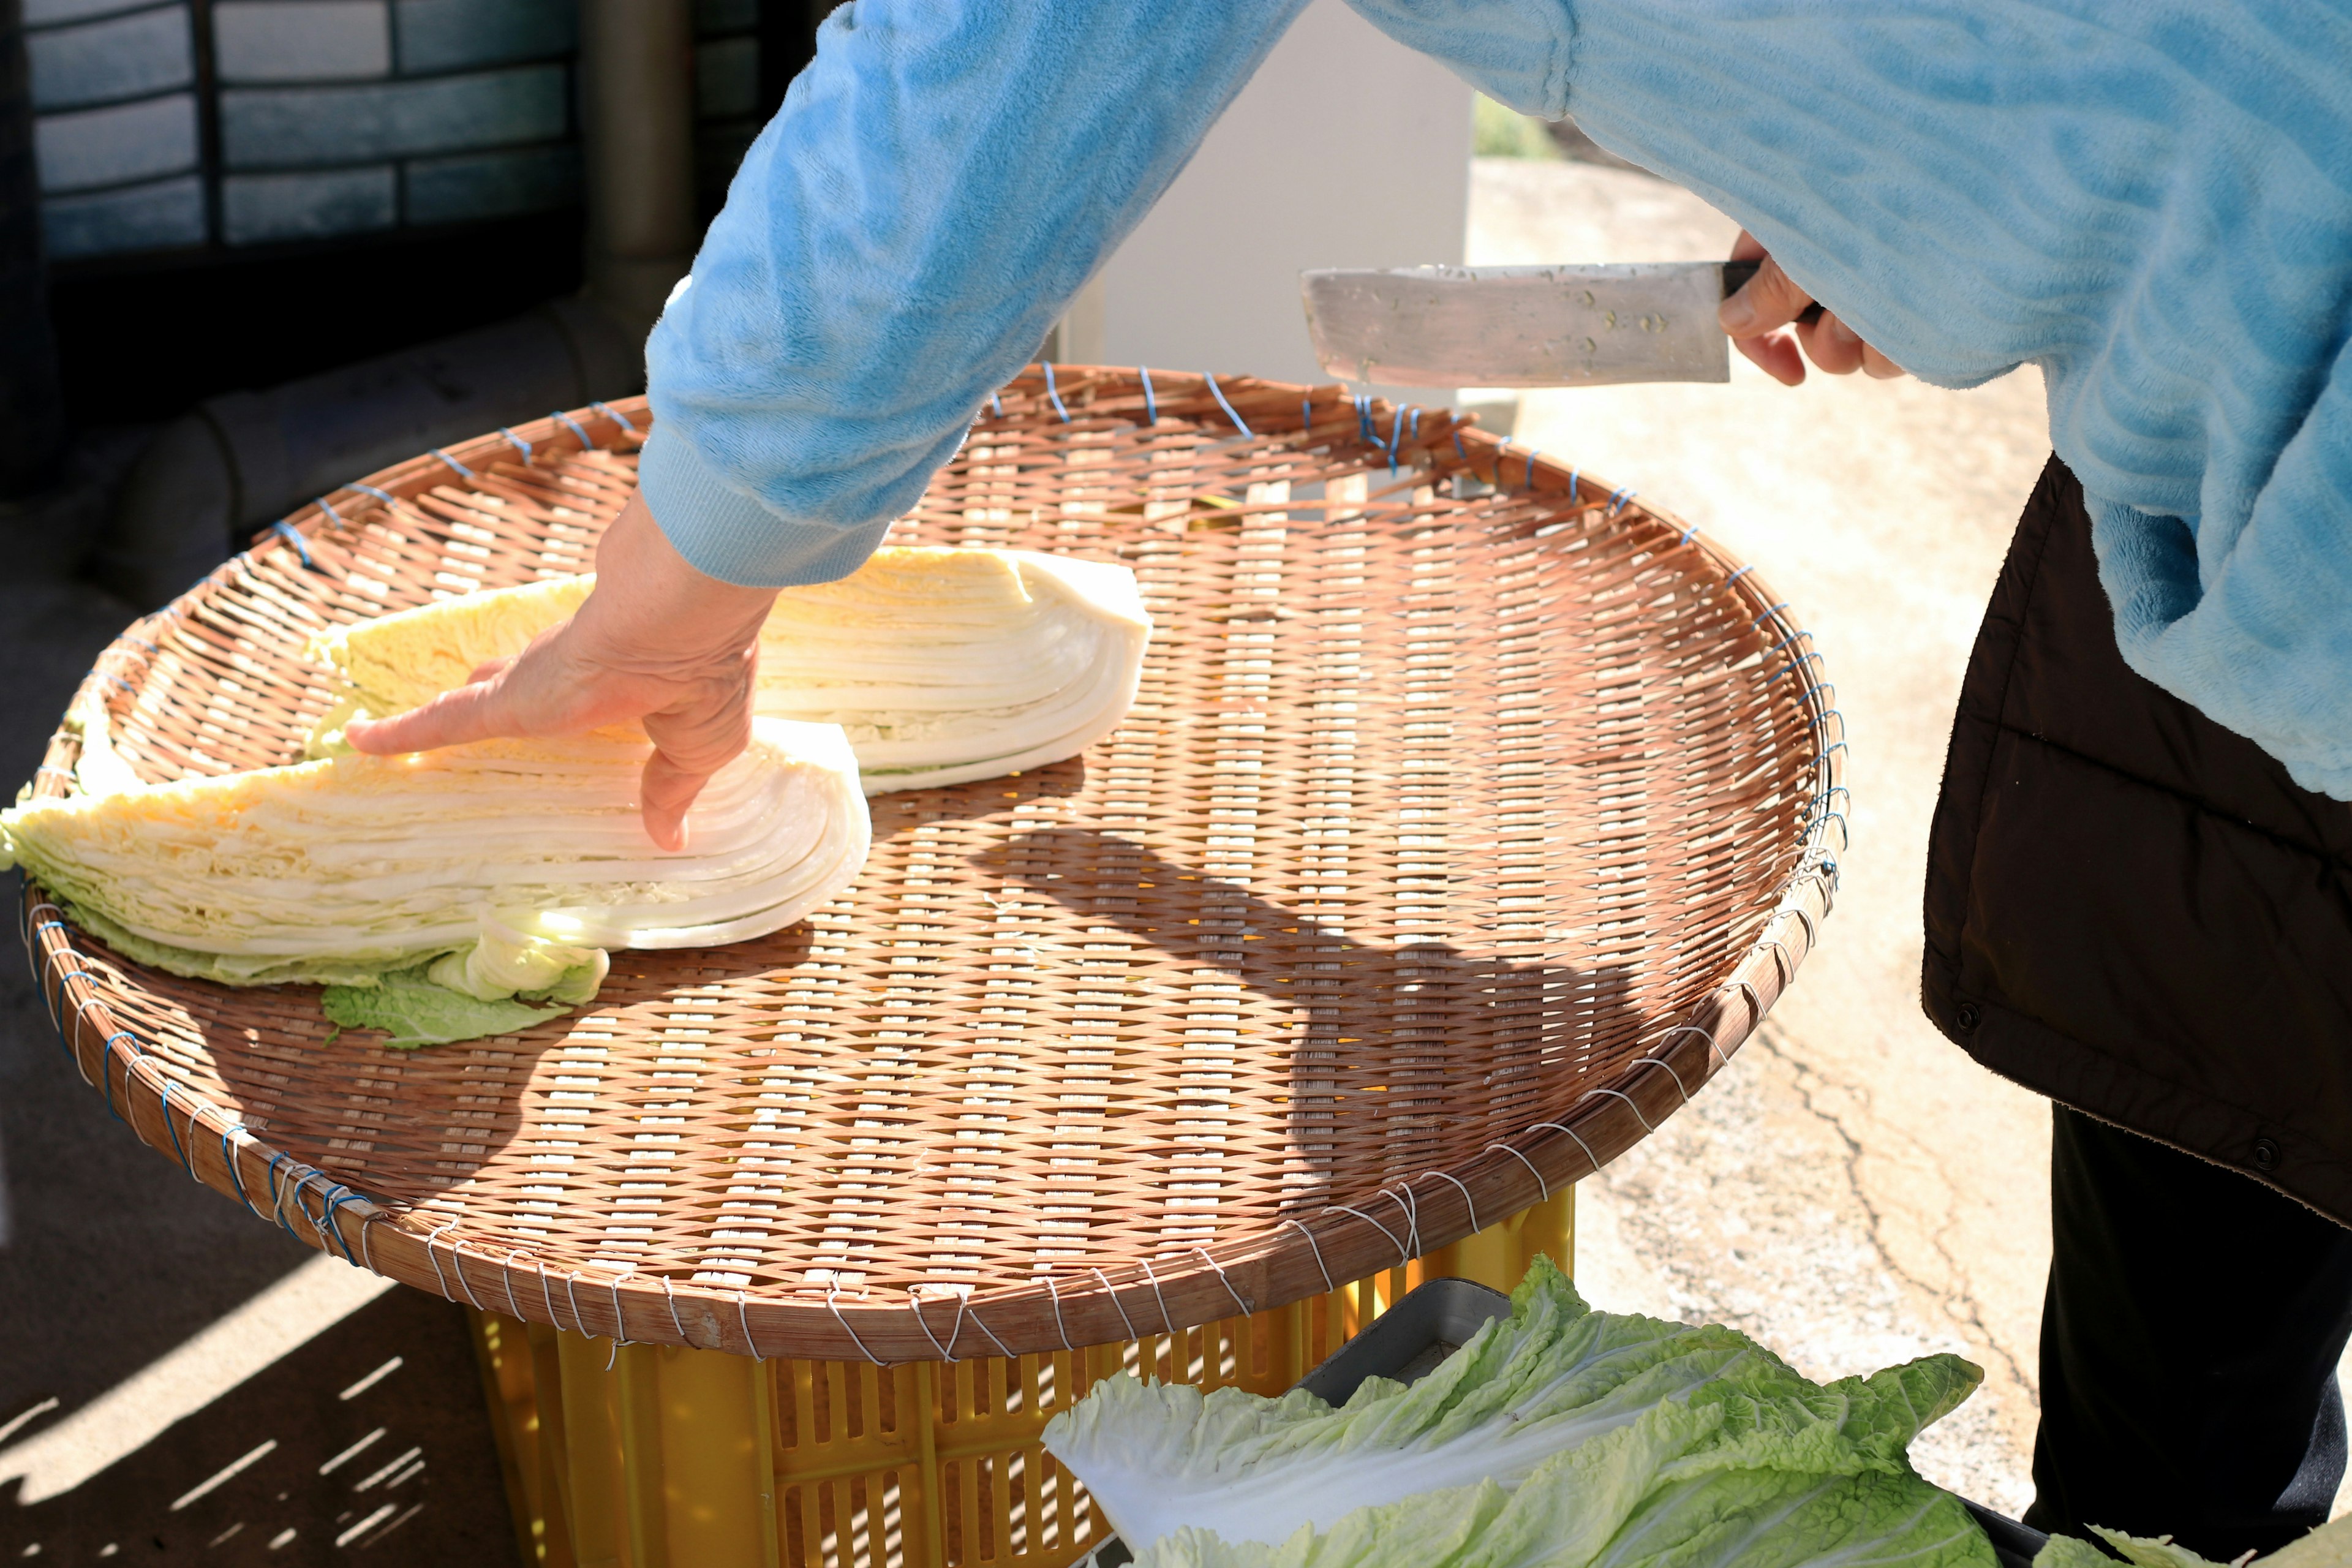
[638,0,1311,587]
[351,0,1310,841]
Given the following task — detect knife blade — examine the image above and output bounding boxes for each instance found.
[1302,259,1790,388]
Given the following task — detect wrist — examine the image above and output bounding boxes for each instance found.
[580,492,779,663]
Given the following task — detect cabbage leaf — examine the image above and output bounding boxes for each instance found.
[322,967,571,1049]
[307,547,1153,793]
[2,717,870,1044]
[1044,1256,1981,1558]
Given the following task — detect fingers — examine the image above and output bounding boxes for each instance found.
[1797,311,1871,375]
[637,750,708,853]
[1734,329,1808,388]
[1721,232,1811,387]
[345,677,516,755]
[1719,230,1908,386]
[1718,243,1816,338]
[635,654,757,850]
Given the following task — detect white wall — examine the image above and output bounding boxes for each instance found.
[1071,0,1472,391]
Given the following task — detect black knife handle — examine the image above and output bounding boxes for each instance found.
[1721,257,1826,326]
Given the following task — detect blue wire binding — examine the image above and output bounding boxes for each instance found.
[344,481,394,505]
[1526,449,1540,489]
[157,1076,192,1175]
[270,521,315,569]
[553,410,593,446]
[1140,368,1158,425]
[1302,396,1313,437]
[314,496,343,527]
[1679,526,1700,545]
[1043,362,1070,421]
[319,1184,362,1263]
[990,390,1003,418]
[497,427,533,464]
[1355,394,1375,444]
[1386,407,1405,473]
[1206,374,1253,437]
[1608,484,1637,513]
[589,400,637,433]
[430,448,477,480]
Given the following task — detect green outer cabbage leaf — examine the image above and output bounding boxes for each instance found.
[1136,1400,1996,1568]
[2034,1519,2352,1568]
[1042,1256,1981,1555]
[322,967,571,1049]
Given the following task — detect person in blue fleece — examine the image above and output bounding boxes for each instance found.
[350,2,2352,1551]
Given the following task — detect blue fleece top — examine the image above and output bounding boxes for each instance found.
[641,1,2352,799]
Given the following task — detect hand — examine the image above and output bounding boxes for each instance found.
[1716,230,1905,386]
[344,491,779,851]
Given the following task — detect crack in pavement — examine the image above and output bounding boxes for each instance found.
[1749,1019,2038,1404]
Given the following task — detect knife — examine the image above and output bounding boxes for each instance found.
[1301,259,1819,388]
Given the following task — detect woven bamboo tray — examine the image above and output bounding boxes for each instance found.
[21,367,1844,1363]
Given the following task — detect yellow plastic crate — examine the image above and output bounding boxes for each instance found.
[470,1189,1572,1568]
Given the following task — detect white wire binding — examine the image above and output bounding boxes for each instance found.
[1043,1273,1073,1351]
[965,1306,1015,1359]
[496,1247,527,1321]
[1529,1121,1604,1176]
[1423,1169,1480,1234]
[1653,1022,1728,1074]
[448,1228,492,1312]
[661,1275,690,1345]
[1090,1267,1139,1342]
[907,1289,963,1362]
[1329,1204,1408,1266]
[357,1210,386,1274]
[1724,978,1765,1025]
[828,1283,884,1365]
[1281,1218,1336,1295]
[1579,1086,1656,1134]
[560,1265,588,1338]
[1381,1183,1422,1256]
[605,1262,635,1343]
[1193,1248,1253,1318]
[601,1263,636,1370]
[1137,1255,1176,1335]
[533,1254,565,1331]
[1485,1142,1548,1202]
[423,1215,462,1302]
[736,1287,764,1363]
[1624,1055,1691,1104]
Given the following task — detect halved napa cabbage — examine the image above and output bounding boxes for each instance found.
[0,717,870,1045]
[306,546,1153,793]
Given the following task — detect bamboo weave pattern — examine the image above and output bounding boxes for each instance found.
[23,368,1844,1361]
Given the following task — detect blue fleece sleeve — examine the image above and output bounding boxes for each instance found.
[1348,0,2352,796]
[640,0,1309,588]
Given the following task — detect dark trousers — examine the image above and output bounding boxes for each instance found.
[2027,1106,2352,1558]
[1918,457,2352,1558]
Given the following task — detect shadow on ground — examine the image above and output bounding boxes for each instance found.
[0,566,518,1561]
[0,1286,514,1564]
